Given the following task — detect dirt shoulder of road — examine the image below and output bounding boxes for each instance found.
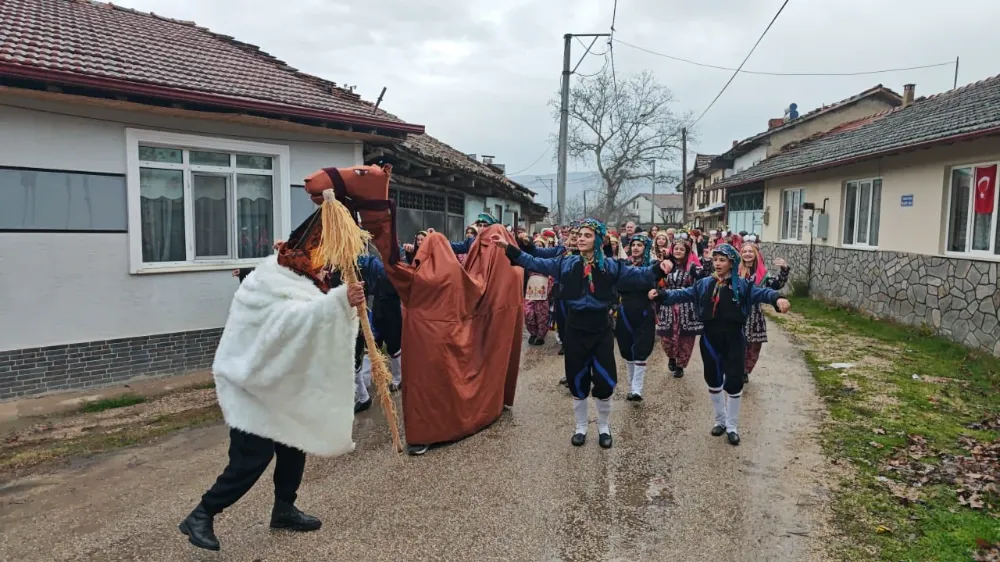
[770,297,1000,562]
[0,378,222,478]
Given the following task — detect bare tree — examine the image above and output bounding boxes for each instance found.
[552,69,691,222]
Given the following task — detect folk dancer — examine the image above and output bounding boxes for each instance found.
[615,233,658,401]
[655,233,705,379]
[738,241,789,384]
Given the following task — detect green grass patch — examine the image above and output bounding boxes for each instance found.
[779,296,1000,561]
[79,393,147,413]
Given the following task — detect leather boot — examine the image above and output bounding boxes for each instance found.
[178,503,220,551]
[270,500,322,532]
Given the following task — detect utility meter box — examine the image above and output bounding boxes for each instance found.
[814,213,830,239]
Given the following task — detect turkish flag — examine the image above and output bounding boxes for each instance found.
[974,165,997,215]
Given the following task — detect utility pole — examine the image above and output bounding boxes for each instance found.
[557,32,610,225]
[954,56,960,89]
[583,190,588,215]
[680,127,688,223]
[649,159,657,225]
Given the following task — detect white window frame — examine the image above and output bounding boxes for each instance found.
[944,159,1000,260]
[125,128,292,274]
[779,188,805,242]
[841,177,882,249]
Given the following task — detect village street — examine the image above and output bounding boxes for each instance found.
[0,326,832,562]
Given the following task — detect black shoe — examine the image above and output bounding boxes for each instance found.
[571,433,586,446]
[626,392,643,402]
[179,503,220,551]
[407,444,429,456]
[353,397,372,413]
[673,367,684,379]
[711,425,726,437]
[559,376,568,386]
[668,358,678,373]
[534,337,546,346]
[727,432,741,446]
[743,373,749,384]
[558,345,565,356]
[598,432,613,449]
[270,501,322,532]
[389,382,401,392]
[528,336,538,345]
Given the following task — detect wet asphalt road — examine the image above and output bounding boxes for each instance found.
[0,325,833,562]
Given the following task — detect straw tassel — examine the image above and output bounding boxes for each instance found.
[314,190,402,453]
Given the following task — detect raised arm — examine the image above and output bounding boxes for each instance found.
[749,285,782,308]
[524,244,566,258]
[610,259,662,290]
[503,244,563,277]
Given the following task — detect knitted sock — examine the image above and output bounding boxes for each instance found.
[595,398,612,435]
[709,390,726,428]
[726,393,743,434]
[572,398,588,435]
[632,362,646,395]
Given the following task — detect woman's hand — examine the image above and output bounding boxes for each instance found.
[490,234,510,249]
[659,260,673,275]
[347,282,366,307]
[231,269,240,278]
[776,298,791,313]
[648,289,659,301]
[403,243,415,253]
[773,258,788,268]
[273,239,285,250]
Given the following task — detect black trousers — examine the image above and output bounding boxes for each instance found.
[563,310,617,400]
[201,428,306,515]
[614,303,656,362]
[554,300,567,342]
[700,327,746,396]
[372,298,402,355]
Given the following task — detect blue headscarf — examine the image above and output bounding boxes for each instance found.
[578,217,608,271]
[710,243,742,313]
[712,243,741,267]
[476,213,499,225]
[628,233,653,266]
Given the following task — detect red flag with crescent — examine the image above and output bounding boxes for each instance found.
[974,165,997,215]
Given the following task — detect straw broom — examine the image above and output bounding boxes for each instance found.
[312,189,402,453]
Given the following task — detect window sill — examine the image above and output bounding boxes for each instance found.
[777,239,806,244]
[841,244,879,252]
[132,258,267,275]
[944,251,1000,263]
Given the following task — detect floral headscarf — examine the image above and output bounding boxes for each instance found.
[578,217,608,292]
[476,213,499,225]
[628,233,653,266]
[710,243,742,315]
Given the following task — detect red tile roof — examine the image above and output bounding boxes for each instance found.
[0,0,423,134]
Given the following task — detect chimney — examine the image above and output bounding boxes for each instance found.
[482,155,495,165]
[903,84,915,107]
[768,118,784,129]
[732,140,739,148]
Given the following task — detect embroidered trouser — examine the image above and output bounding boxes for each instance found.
[201,428,305,515]
[563,311,617,400]
[661,334,696,368]
[745,342,763,374]
[524,299,550,339]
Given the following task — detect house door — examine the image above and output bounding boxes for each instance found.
[727,190,764,236]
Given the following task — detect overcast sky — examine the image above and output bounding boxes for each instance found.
[120,0,998,177]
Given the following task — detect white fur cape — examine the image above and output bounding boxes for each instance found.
[212,255,359,457]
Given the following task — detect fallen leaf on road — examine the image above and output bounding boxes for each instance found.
[875,524,892,534]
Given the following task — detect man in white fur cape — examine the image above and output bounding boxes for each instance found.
[179,209,366,552]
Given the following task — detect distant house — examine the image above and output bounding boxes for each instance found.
[622,193,684,227]
[703,85,902,235]
[712,78,1000,355]
[0,0,543,400]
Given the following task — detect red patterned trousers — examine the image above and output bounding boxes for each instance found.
[661,333,696,368]
[745,342,763,374]
[524,299,550,339]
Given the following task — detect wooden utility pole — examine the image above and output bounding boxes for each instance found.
[681,127,688,223]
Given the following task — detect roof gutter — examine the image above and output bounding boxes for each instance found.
[0,63,426,135]
[715,126,1000,190]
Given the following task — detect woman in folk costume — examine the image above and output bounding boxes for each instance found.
[493,219,669,448]
[655,231,705,379]
[180,195,368,552]
[615,233,658,401]
[651,244,790,445]
[738,240,789,384]
[653,231,671,261]
[524,236,554,346]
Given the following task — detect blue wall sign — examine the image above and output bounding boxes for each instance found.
[901,194,914,207]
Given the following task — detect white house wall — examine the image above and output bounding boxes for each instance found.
[0,100,360,354]
[734,145,767,174]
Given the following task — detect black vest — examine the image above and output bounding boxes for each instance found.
[556,258,616,303]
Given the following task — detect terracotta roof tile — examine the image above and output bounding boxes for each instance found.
[0,0,421,132]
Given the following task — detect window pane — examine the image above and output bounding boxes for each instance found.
[447,196,464,215]
[398,190,422,210]
[139,168,186,262]
[425,194,446,213]
[781,191,791,239]
[190,151,231,167]
[973,213,992,251]
[235,155,273,170]
[236,174,274,259]
[870,179,881,246]
[425,212,445,233]
[843,182,857,244]
[948,168,971,252]
[290,185,316,228]
[138,145,182,164]
[448,215,464,241]
[857,181,871,244]
[193,174,230,258]
[0,169,127,231]
[398,208,422,243]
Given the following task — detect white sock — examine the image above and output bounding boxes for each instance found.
[390,351,402,386]
[360,354,373,388]
[572,398,588,435]
[595,398,612,435]
[354,367,369,404]
[626,361,635,386]
[709,390,726,427]
[726,393,742,434]
[632,362,646,396]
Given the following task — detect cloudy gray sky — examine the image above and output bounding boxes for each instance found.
[120,0,999,179]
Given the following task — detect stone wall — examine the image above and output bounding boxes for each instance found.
[759,242,1000,356]
[0,328,222,400]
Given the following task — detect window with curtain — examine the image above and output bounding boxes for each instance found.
[947,163,1000,255]
[0,168,127,231]
[780,188,804,241]
[134,143,277,265]
[842,178,882,247]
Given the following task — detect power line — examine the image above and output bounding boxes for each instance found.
[614,37,954,77]
[507,148,551,176]
[691,0,789,128]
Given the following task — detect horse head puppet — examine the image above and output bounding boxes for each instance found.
[276,164,397,291]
